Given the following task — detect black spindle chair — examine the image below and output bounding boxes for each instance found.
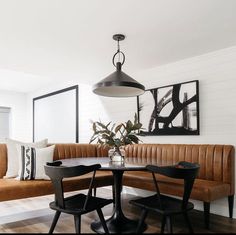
[129,161,200,233]
[44,161,113,234]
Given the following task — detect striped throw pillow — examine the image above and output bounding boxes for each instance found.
[16,145,55,180]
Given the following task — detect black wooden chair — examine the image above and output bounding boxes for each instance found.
[44,161,113,234]
[129,161,200,233]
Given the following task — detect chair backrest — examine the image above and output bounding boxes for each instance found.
[44,162,101,209]
[146,161,200,209]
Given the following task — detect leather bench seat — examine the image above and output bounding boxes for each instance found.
[123,171,231,202]
[0,171,113,202]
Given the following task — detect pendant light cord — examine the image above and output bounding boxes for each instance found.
[117,39,120,62]
[112,39,125,67]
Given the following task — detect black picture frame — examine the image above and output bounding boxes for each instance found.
[33,85,79,143]
[137,80,199,136]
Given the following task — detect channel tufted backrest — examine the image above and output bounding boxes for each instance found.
[52,144,109,160]
[125,144,235,194]
[0,142,234,195]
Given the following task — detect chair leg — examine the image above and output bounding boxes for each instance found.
[136,209,148,233]
[160,216,166,234]
[203,202,210,229]
[228,195,234,218]
[49,211,61,233]
[96,208,109,234]
[183,212,193,233]
[166,216,173,233]
[74,215,81,234]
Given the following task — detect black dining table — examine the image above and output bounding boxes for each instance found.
[60,157,147,234]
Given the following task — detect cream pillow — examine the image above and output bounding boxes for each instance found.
[4,138,48,178]
[16,145,55,180]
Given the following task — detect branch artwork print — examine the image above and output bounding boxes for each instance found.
[138,80,199,135]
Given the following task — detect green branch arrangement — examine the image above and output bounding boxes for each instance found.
[89,113,143,150]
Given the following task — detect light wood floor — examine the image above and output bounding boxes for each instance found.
[0,188,235,233]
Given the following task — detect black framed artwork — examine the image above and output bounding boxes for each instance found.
[137,80,199,135]
[33,85,79,143]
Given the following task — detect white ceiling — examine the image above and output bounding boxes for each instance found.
[0,0,236,93]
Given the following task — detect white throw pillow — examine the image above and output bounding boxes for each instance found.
[4,138,48,178]
[16,145,55,180]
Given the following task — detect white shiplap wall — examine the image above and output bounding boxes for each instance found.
[133,46,236,147]
[27,81,138,144]
[78,46,236,146]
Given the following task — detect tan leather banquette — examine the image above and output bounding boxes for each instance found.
[0,144,113,202]
[0,143,234,229]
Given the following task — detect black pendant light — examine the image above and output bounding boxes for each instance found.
[93,34,145,97]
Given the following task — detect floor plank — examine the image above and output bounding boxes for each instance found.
[0,188,235,233]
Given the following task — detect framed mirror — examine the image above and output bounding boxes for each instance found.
[33,85,78,143]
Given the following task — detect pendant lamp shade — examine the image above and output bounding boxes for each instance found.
[93,62,145,97]
[92,34,145,97]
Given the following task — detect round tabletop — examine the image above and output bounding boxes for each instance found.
[60,157,147,171]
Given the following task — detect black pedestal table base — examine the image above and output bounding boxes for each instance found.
[91,170,146,234]
[91,213,146,234]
